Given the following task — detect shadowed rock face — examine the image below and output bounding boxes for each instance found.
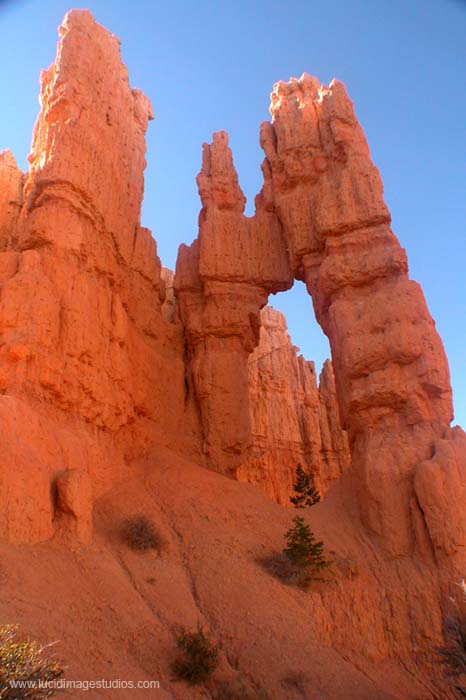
[240,305,350,503]
[0,11,465,698]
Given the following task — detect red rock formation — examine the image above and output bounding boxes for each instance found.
[262,76,459,560]
[239,305,350,502]
[1,13,465,698]
[0,10,200,544]
[318,358,352,486]
[160,267,177,323]
[175,132,293,473]
[176,74,465,575]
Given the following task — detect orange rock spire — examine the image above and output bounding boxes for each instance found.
[0,11,198,543]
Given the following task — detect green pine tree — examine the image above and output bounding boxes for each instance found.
[284,516,331,578]
[290,464,321,508]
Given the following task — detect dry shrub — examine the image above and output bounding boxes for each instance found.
[120,515,161,552]
[258,553,314,590]
[0,625,64,699]
[438,613,466,698]
[438,581,466,697]
[281,671,310,698]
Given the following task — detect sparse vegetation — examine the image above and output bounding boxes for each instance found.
[0,625,64,699]
[259,552,314,589]
[172,623,218,685]
[290,464,320,508]
[120,515,160,552]
[438,582,466,698]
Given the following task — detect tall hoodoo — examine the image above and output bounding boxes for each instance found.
[0,11,196,543]
[176,74,465,566]
[175,131,293,472]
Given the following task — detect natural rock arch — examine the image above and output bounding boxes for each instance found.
[174,75,463,561]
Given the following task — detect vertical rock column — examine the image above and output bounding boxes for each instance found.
[0,10,172,543]
[262,75,455,555]
[175,132,293,473]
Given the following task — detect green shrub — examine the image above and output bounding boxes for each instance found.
[290,464,320,508]
[172,623,218,685]
[0,625,64,699]
[120,516,160,552]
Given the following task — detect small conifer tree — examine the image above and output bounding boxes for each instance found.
[290,464,320,508]
[284,516,331,579]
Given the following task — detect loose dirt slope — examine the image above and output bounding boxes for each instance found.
[0,448,446,699]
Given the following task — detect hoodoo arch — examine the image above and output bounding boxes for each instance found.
[174,74,457,558]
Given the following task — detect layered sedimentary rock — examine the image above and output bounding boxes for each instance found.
[239,305,350,502]
[175,74,466,572]
[160,267,177,323]
[0,11,199,543]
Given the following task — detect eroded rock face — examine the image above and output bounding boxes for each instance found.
[0,10,199,543]
[263,77,455,559]
[239,306,350,503]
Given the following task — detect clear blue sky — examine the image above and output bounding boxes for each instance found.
[0,0,465,427]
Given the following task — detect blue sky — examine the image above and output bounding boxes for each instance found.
[0,0,465,427]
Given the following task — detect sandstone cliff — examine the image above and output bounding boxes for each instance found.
[239,305,350,503]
